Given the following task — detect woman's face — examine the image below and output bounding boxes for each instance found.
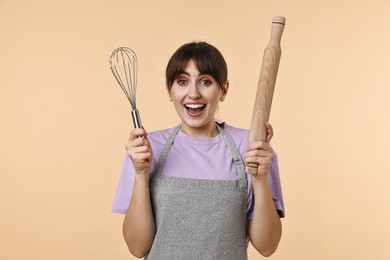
[169,59,228,137]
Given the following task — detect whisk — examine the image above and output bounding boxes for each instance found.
[109,47,142,129]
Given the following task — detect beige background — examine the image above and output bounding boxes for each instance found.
[1,0,389,259]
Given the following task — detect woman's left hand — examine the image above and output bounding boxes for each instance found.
[245,122,274,181]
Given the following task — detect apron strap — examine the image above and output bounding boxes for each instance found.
[155,125,181,175]
[154,123,247,189]
[216,123,248,189]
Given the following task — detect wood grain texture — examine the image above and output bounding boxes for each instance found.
[247,16,285,175]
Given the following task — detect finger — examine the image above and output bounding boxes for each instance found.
[245,157,271,170]
[131,152,152,161]
[129,128,148,141]
[246,149,273,159]
[125,137,143,148]
[131,144,151,153]
[127,145,152,162]
[247,141,272,152]
[265,122,274,144]
[125,139,151,155]
[132,134,151,146]
[246,163,259,175]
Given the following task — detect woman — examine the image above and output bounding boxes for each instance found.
[112,42,284,259]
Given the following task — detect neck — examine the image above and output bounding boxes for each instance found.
[180,122,219,138]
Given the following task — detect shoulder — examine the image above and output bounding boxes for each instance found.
[147,126,180,166]
[147,126,178,145]
[222,122,248,135]
[221,122,249,148]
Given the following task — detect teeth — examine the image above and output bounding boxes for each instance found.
[185,104,205,109]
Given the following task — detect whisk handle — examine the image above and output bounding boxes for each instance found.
[131,109,142,129]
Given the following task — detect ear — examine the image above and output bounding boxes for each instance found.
[220,81,229,102]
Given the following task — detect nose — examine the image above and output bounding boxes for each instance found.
[188,83,201,99]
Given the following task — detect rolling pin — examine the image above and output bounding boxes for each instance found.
[247,16,286,175]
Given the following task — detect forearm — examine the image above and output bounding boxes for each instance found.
[248,176,282,257]
[123,174,155,258]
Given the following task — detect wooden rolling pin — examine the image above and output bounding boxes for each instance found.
[247,16,286,175]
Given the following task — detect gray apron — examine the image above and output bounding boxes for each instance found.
[146,124,248,260]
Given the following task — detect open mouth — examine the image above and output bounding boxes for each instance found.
[185,104,206,117]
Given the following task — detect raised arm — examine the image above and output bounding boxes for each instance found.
[246,123,282,256]
[123,128,155,258]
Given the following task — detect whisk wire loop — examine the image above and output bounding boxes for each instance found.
[110,47,142,129]
[110,47,138,110]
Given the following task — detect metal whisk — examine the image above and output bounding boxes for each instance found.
[109,47,142,129]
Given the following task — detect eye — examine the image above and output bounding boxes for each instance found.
[177,79,187,85]
[200,79,212,86]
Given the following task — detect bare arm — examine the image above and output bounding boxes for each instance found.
[122,128,155,258]
[246,123,282,257]
[248,177,282,257]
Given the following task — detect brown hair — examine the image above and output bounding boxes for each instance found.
[165,42,228,92]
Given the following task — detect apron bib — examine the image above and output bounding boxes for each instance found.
[146,124,248,260]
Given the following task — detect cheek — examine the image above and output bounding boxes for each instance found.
[171,92,183,103]
[210,91,223,104]
[169,89,179,102]
[171,95,184,109]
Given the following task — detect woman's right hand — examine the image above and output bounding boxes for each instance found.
[124,128,155,257]
[125,128,153,176]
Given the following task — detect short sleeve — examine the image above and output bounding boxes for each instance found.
[269,152,285,217]
[111,155,136,214]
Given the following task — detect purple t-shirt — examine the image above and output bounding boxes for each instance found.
[112,123,285,219]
